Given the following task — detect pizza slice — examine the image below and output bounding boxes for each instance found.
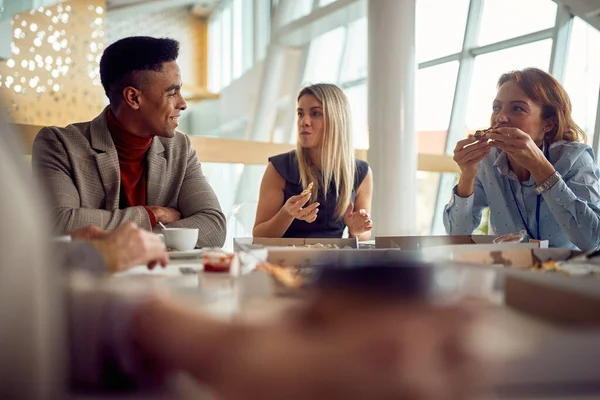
[256,262,305,289]
[301,182,314,197]
[468,127,497,140]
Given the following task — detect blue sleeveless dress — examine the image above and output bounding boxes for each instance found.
[269,151,369,238]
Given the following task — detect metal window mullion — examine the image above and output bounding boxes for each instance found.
[418,53,461,69]
[287,44,311,144]
[230,0,235,83]
[335,25,349,84]
[469,28,554,57]
[339,76,366,89]
[340,51,465,88]
[275,0,362,45]
[549,3,574,83]
[273,0,295,31]
[254,0,271,62]
[242,0,255,73]
[411,31,553,71]
[430,0,484,235]
[253,0,261,64]
[232,0,290,211]
[593,87,600,164]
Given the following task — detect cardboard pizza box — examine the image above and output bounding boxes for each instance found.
[423,242,551,264]
[430,247,572,267]
[420,246,600,326]
[234,237,359,250]
[504,266,600,327]
[375,235,498,250]
[262,247,413,268]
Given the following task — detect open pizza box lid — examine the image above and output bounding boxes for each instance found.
[237,248,423,300]
[234,237,359,250]
[424,247,573,267]
[503,267,600,326]
[238,246,511,303]
[375,235,498,250]
[263,247,410,268]
[423,246,600,327]
[419,242,550,264]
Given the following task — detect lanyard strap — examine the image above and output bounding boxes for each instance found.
[508,141,549,240]
[509,184,541,240]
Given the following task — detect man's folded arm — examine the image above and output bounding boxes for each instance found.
[33,127,153,234]
[159,137,226,248]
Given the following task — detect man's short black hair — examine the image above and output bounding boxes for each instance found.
[100,36,180,104]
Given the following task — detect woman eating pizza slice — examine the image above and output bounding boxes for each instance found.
[444,68,600,251]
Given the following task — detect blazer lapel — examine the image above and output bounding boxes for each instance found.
[90,107,121,209]
[146,138,166,206]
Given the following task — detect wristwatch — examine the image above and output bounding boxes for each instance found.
[534,170,562,194]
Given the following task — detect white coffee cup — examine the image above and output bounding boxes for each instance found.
[162,228,199,251]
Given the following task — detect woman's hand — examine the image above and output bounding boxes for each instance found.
[488,127,544,168]
[453,137,491,180]
[488,127,555,183]
[453,137,491,197]
[344,203,372,237]
[282,192,320,223]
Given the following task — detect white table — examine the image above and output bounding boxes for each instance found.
[112,257,600,400]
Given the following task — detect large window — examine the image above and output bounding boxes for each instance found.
[208,13,222,92]
[339,17,367,83]
[416,61,460,154]
[416,0,469,63]
[279,0,313,26]
[208,0,270,92]
[232,0,243,80]
[416,172,442,234]
[221,6,233,88]
[303,26,346,84]
[203,0,600,237]
[345,84,368,150]
[564,17,600,142]
[477,0,557,46]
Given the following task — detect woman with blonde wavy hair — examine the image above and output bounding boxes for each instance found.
[445,68,600,250]
[253,83,373,239]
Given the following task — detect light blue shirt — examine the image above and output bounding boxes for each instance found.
[443,141,600,251]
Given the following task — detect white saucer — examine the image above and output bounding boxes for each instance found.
[168,249,203,259]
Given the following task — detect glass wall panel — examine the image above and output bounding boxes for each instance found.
[466,39,553,134]
[416,61,459,154]
[416,0,469,63]
[303,26,346,84]
[478,0,556,46]
[564,17,600,143]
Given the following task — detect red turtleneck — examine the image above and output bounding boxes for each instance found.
[107,109,157,227]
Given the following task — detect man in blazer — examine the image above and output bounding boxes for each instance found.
[32,36,226,248]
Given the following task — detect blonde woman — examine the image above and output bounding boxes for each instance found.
[253,83,373,239]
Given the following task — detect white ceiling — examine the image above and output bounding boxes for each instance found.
[106,0,222,18]
[556,0,600,30]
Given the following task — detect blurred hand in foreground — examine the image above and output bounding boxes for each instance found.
[89,222,168,273]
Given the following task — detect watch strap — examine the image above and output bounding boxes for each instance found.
[534,170,561,194]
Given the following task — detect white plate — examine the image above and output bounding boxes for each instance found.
[168,249,203,259]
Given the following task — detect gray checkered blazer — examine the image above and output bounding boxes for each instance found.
[32,107,226,248]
